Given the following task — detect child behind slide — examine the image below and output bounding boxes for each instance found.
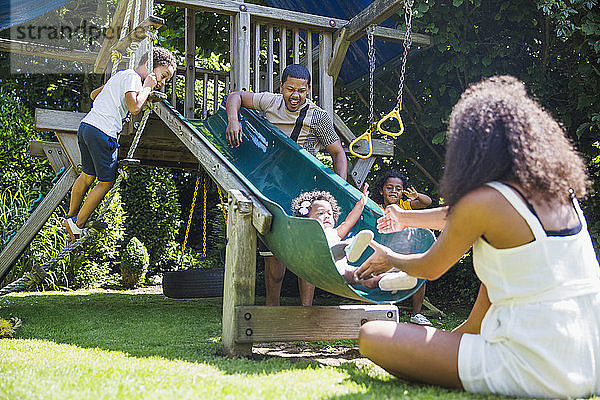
[291,186,417,291]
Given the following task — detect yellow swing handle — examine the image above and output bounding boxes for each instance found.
[349,126,374,159]
[377,106,404,137]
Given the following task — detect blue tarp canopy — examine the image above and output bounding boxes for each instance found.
[265,0,405,85]
[0,0,73,32]
[1,0,406,85]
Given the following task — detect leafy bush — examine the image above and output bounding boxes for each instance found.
[120,237,149,288]
[121,167,181,272]
[70,191,125,289]
[0,85,55,193]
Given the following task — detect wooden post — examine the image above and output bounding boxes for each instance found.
[231,10,251,92]
[171,68,177,107]
[328,28,350,84]
[184,8,196,119]
[306,30,313,99]
[279,27,287,77]
[254,23,261,92]
[213,74,219,113]
[319,32,334,118]
[293,29,300,64]
[267,25,274,92]
[202,72,208,118]
[222,190,257,357]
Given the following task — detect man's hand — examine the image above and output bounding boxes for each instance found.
[226,120,243,147]
[376,204,408,233]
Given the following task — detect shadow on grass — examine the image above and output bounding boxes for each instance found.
[0,290,328,375]
[0,290,536,399]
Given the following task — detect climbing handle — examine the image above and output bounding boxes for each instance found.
[377,107,404,137]
[349,128,373,159]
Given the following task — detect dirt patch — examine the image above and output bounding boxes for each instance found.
[252,342,376,368]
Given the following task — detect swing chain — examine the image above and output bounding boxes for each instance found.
[217,186,227,225]
[396,0,413,110]
[202,176,207,258]
[367,25,376,131]
[180,175,200,262]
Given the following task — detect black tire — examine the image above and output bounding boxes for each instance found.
[162,268,224,298]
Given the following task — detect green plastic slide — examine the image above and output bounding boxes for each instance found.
[167,101,435,304]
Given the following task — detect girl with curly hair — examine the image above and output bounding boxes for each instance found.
[355,76,600,398]
[291,186,417,291]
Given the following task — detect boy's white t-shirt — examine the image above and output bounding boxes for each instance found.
[81,69,143,139]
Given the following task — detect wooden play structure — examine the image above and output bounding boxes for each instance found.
[0,0,439,357]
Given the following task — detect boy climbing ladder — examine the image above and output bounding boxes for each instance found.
[63,47,176,242]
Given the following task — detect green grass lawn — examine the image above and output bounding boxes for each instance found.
[0,288,589,399]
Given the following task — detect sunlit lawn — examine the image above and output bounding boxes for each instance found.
[0,288,581,399]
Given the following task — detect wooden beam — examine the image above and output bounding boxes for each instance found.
[157,0,431,47]
[328,28,350,83]
[373,26,431,47]
[222,190,256,357]
[319,32,334,118]
[349,157,376,189]
[109,16,164,61]
[231,10,251,92]
[185,9,196,119]
[0,167,78,282]
[176,65,229,77]
[344,0,405,43]
[153,102,272,235]
[55,132,82,170]
[94,0,131,73]
[0,38,97,64]
[333,112,393,157]
[235,305,398,343]
[28,141,71,174]
[35,108,86,132]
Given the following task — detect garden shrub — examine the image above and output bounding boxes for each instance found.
[70,191,125,289]
[120,237,149,288]
[121,167,181,272]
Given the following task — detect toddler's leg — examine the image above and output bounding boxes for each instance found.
[345,230,374,262]
[342,268,381,289]
[378,271,418,291]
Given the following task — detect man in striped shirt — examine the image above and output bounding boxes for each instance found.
[226,64,347,307]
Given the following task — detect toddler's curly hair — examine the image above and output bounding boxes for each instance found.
[291,190,340,222]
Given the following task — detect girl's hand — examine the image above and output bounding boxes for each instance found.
[359,183,370,206]
[402,186,419,201]
[354,240,394,280]
[377,204,408,233]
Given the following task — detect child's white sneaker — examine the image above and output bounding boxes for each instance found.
[345,230,374,263]
[62,217,83,243]
[378,271,418,291]
[410,313,433,326]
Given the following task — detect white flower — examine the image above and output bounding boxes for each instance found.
[300,201,311,208]
[299,207,310,216]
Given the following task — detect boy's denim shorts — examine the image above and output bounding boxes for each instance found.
[77,122,118,182]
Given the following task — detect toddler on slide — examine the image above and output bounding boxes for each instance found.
[291,186,417,291]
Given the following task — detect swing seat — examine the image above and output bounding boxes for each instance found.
[168,102,436,304]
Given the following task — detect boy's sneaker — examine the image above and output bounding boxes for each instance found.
[410,313,433,326]
[62,217,83,243]
[345,230,374,263]
[378,271,418,291]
